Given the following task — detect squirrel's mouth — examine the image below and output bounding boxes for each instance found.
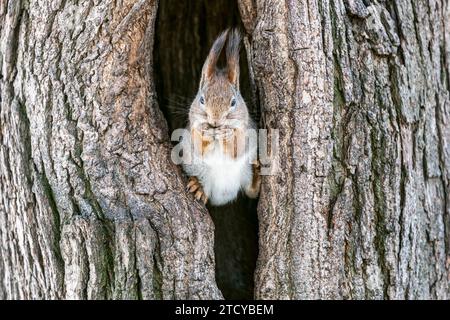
[206,123,220,130]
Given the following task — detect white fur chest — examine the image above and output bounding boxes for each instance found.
[183,140,255,206]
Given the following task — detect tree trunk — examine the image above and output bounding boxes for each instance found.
[241,0,449,299]
[0,0,221,299]
[0,0,449,300]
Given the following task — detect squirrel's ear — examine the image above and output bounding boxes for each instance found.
[200,29,229,88]
[226,29,241,89]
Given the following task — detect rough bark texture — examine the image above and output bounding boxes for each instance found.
[239,0,449,299]
[0,0,221,299]
[0,0,449,300]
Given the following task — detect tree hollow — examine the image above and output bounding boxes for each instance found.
[154,0,259,299]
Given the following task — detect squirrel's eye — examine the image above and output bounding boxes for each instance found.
[200,96,205,105]
[230,98,236,108]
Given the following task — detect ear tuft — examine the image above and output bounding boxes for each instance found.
[200,29,229,87]
[226,29,241,88]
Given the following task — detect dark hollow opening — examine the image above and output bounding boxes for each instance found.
[154,0,259,299]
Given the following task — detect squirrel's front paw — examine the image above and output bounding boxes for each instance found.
[244,161,261,199]
[213,128,233,140]
[186,176,208,204]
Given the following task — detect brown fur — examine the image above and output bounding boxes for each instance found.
[219,128,246,159]
[191,127,213,156]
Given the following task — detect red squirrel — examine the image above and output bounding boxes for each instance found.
[181,29,261,206]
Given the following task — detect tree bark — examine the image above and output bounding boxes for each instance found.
[0,0,449,300]
[0,0,221,299]
[240,0,449,299]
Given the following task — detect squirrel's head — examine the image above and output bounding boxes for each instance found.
[189,29,249,130]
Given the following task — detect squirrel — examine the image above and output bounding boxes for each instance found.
[181,29,261,206]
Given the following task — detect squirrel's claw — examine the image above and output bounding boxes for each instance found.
[194,190,203,200]
[195,190,208,204]
[202,194,208,204]
[187,182,200,193]
[187,177,208,204]
[187,177,199,190]
[194,188,208,205]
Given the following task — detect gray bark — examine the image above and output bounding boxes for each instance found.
[0,0,449,300]
[240,0,450,299]
[0,0,221,299]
